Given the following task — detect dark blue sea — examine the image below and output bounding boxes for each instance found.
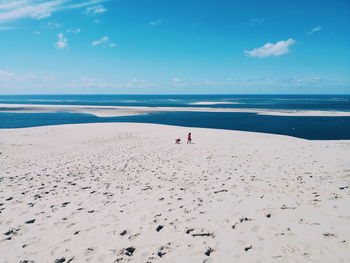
[1,95,350,140]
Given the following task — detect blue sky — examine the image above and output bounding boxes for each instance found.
[0,0,349,94]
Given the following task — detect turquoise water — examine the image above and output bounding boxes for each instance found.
[1,95,350,140]
[1,94,350,110]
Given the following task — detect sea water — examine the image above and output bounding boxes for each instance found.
[1,95,350,140]
[1,94,350,110]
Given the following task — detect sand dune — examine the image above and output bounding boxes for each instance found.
[0,123,349,262]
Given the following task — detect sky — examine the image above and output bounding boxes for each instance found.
[0,0,350,94]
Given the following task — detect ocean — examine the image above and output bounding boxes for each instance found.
[1,94,350,110]
[1,94,350,140]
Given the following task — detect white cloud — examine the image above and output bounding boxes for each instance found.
[43,75,54,81]
[0,1,31,10]
[0,69,50,81]
[0,25,16,30]
[67,28,81,34]
[0,70,16,80]
[91,36,109,46]
[64,0,107,9]
[71,77,111,88]
[46,21,62,29]
[0,0,64,22]
[91,36,116,47]
[0,69,59,93]
[245,38,296,58]
[171,78,188,87]
[63,0,106,10]
[55,32,67,49]
[149,19,162,26]
[25,71,35,78]
[84,5,107,16]
[307,26,322,35]
[0,0,108,23]
[247,17,265,26]
[124,78,151,88]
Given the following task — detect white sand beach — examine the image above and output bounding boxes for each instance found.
[187,102,236,105]
[1,123,350,263]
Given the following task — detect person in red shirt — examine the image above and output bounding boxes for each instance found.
[175,138,181,144]
[187,132,192,144]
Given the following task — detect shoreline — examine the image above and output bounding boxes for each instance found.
[1,123,350,262]
[2,121,350,142]
[2,103,350,117]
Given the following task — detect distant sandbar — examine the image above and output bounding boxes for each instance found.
[1,103,350,117]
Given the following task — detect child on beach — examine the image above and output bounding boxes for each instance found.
[175,138,181,144]
[187,132,192,144]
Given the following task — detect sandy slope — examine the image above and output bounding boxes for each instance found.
[0,123,349,263]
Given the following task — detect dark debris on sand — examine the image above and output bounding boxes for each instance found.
[244,245,253,251]
[204,247,214,256]
[124,247,136,256]
[156,225,164,232]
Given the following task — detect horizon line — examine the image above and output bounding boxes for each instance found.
[1,93,350,96]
